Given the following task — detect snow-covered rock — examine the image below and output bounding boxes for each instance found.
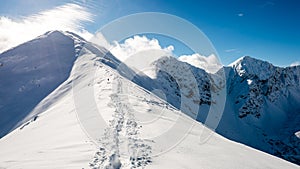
[221,56,300,164]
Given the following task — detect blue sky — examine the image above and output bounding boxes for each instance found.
[0,0,299,66]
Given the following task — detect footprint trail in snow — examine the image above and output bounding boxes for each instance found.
[90,76,152,169]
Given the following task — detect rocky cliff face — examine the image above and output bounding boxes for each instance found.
[226,56,300,164]
[145,55,300,164]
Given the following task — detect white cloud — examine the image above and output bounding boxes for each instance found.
[110,35,174,62]
[0,3,93,53]
[108,35,222,73]
[225,48,241,55]
[260,1,275,8]
[178,53,222,73]
[238,13,244,17]
[290,61,300,67]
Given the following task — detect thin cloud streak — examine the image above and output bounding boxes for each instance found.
[0,3,93,53]
[225,48,238,53]
[260,1,275,8]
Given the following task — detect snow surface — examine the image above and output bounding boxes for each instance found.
[296,131,300,139]
[0,31,81,138]
[0,31,299,168]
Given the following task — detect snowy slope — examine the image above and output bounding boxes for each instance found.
[0,30,86,138]
[0,31,298,168]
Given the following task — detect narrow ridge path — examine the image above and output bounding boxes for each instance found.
[90,76,152,169]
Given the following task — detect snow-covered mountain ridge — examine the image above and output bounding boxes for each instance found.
[135,53,300,165]
[0,31,299,168]
[229,56,300,118]
[225,56,300,164]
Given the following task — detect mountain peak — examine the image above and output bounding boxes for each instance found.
[36,30,87,57]
[43,30,65,36]
[229,56,267,67]
[36,30,69,40]
[229,56,275,80]
[37,30,86,43]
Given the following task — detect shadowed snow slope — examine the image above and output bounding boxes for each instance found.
[0,31,299,168]
[0,31,86,138]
